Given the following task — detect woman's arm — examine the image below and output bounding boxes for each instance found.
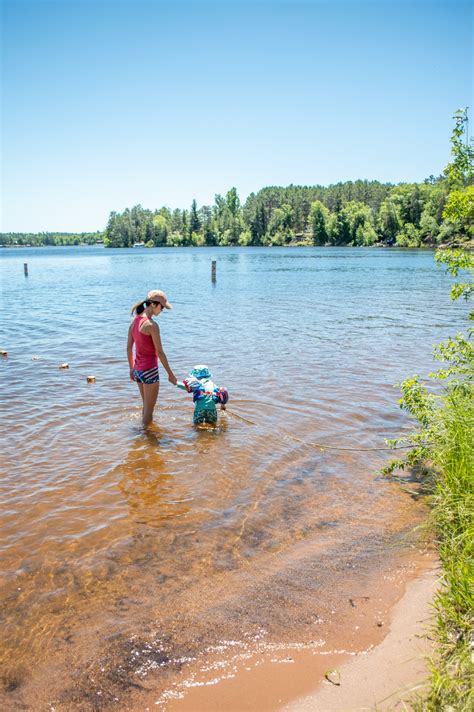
[127,324,135,380]
[150,323,177,384]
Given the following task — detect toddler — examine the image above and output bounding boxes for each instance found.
[177,365,228,425]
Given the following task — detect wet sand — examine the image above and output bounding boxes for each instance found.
[133,547,437,711]
[283,564,438,711]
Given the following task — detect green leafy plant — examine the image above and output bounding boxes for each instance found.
[385,111,473,711]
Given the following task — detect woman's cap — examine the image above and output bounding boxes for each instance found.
[147,289,172,309]
[190,364,212,379]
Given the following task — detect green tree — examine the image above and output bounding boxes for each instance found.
[189,199,201,236]
[442,186,474,243]
[212,194,228,243]
[330,209,351,245]
[152,214,169,246]
[340,201,377,245]
[249,204,267,245]
[378,199,401,245]
[171,208,182,233]
[395,222,421,247]
[268,204,294,244]
[309,200,330,245]
[225,187,244,244]
[444,108,474,188]
[181,210,189,245]
[105,211,124,247]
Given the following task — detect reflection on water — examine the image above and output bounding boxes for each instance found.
[0,247,465,710]
[118,433,192,527]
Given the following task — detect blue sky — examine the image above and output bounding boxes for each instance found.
[1,0,472,232]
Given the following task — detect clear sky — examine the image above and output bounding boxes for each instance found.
[1,0,472,232]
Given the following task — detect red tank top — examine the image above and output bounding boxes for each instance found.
[132,315,158,371]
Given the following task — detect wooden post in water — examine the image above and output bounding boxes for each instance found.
[211,260,216,282]
[24,263,28,277]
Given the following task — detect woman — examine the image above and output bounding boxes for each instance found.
[128,289,177,427]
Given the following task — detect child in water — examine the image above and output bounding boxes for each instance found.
[177,365,228,425]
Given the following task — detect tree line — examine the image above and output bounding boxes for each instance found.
[103,174,470,249]
[0,231,103,247]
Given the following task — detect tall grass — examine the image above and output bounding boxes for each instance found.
[417,388,474,711]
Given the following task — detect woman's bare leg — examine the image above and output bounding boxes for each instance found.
[142,382,160,426]
[136,381,145,420]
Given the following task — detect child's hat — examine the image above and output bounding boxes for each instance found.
[190,364,212,379]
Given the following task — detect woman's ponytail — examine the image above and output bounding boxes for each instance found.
[131,300,146,315]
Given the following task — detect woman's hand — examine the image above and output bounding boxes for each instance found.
[130,368,135,382]
[168,372,178,385]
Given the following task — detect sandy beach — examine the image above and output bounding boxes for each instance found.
[283,564,439,711]
[150,548,438,711]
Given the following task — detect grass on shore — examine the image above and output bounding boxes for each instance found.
[413,387,474,711]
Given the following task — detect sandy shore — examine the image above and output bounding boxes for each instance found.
[151,549,439,712]
[282,565,439,712]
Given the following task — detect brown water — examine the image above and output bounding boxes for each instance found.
[0,247,464,710]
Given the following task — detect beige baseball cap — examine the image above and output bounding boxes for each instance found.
[147,289,172,309]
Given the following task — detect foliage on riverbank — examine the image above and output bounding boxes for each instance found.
[0,231,104,247]
[383,112,473,708]
[101,176,468,249]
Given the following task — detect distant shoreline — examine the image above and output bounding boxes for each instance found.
[0,242,454,250]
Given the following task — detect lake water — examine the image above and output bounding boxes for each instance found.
[0,246,466,710]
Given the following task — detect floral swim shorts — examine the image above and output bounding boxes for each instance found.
[132,366,160,384]
[194,409,218,425]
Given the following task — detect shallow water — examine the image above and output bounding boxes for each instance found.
[0,246,466,709]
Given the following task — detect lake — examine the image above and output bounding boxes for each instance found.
[0,246,466,710]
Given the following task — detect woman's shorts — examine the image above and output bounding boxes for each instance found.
[132,367,160,384]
